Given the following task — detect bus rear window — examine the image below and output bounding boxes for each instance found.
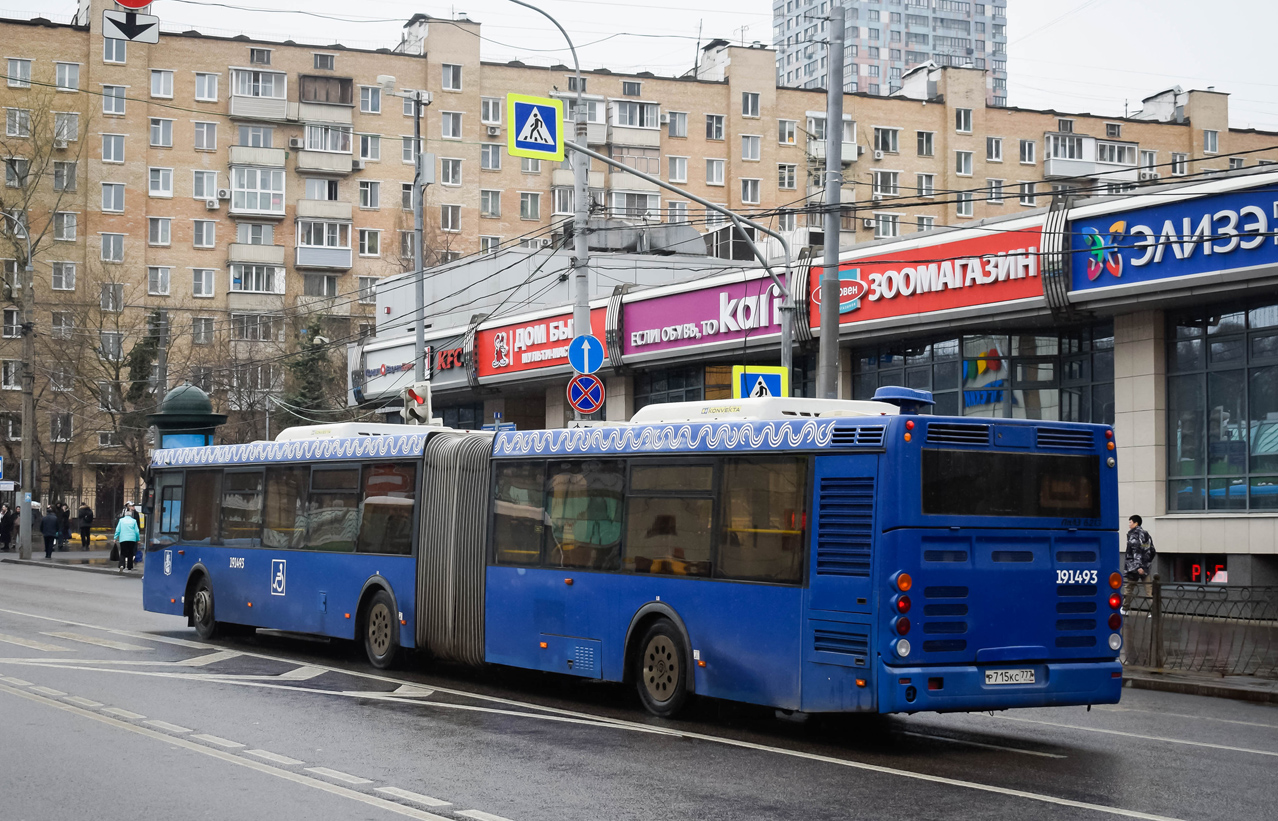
[922,450,1100,519]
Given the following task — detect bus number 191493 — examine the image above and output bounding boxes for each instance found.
[1056,569,1098,585]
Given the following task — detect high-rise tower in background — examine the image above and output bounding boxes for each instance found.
[773,0,1007,104]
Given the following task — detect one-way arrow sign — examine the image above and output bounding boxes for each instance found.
[103,10,160,44]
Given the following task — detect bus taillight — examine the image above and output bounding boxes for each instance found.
[1109,572,1122,589]
[896,572,913,592]
[1108,613,1122,629]
[1108,594,1122,609]
[896,596,911,614]
[895,617,911,635]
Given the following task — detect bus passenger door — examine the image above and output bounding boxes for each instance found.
[807,454,878,614]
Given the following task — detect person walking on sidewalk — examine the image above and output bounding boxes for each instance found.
[77,503,94,550]
[1124,514,1157,611]
[40,505,60,560]
[0,504,13,551]
[57,503,72,551]
[113,506,140,573]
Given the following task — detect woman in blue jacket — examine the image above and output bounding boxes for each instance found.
[113,507,141,572]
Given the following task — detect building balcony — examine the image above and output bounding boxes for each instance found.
[227,243,286,266]
[807,141,859,163]
[296,101,352,125]
[230,95,288,120]
[296,150,353,175]
[551,169,605,189]
[229,146,287,167]
[1043,157,1140,183]
[606,126,661,149]
[296,199,352,220]
[296,294,351,315]
[607,170,659,191]
[296,246,353,269]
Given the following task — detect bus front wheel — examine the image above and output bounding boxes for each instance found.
[191,577,220,640]
[362,590,399,669]
[635,620,689,718]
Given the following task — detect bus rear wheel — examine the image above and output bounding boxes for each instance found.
[362,590,399,669]
[635,620,689,718]
[191,577,220,640]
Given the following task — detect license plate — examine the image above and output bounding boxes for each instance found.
[984,668,1036,685]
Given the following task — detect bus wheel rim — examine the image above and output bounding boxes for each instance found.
[643,635,678,702]
[194,590,211,624]
[369,605,390,654]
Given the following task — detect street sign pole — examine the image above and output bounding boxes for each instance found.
[818,5,845,400]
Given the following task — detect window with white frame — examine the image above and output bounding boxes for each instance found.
[50,311,73,340]
[148,167,173,197]
[519,192,540,220]
[233,69,285,98]
[193,269,214,298]
[6,58,29,88]
[236,223,273,244]
[1018,181,1037,206]
[668,156,687,183]
[5,108,29,137]
[4,158,27,189]
[148,266,171,295]
[742,134,761,161]
[1230,157,1245,170]
[986,136,1002,161]
[52,262,74,290]
[1095,142,1135,165]
[740,179,761,205]
[194,122,217,150]
[151,69,173,98]
[102,133,124,163]
[230,264,282,293]
[148,217,170,245]
[440,204,461,232]
[986,178,1004,203]
[1019,139,1036,164]
[399,230,413,257]
[706,158,725,185]
[874,127,900,153]
[955,108,972,133]
[917,130,935,157]
[441,112,462,139]
[441,158,461,186]
[706,115,725,141]
[54,112,78,142]
[667,201,688,224]
[104,38,126,63]
[777,163,797,190]
[957,191,974,217]
[1047,134,1082,159]
[916,173,935,198]
[192,170,217,200]
[553,187,573,215]
[1171,153,1188,175]
[359,86,380,113]
[359,134,380,161]
[478,144,502,172]
[873,170,899,196]
[778,119,796,145]
[298,220,351,249]
[1203,129,1218,154]
[306,124,351,153]
[401,136,417,163]
[102,86,125,115]
[874,213,900,239]
[2,308,18,337]
[1140,150,1157,169]
[357,276,378,304]
[303,274,338,297]
[667,111,687,138]
[150,118,173,147]
[442,64,462,91]
[1,360,18,390]
[916,215,936,232]
[55,63,79,91]
[351,230,377,259]
[100,283,124,312]
[232,167,284,213]
[615,101,659,128]
[195,72,218,101]
[955,150,973,175]
[193,316,215,343]
[480,189,501,218]
[611,192,660,219]
[102,183,124,212]
[622,81,641,97]
[238,125,273,147]
[401,182,413,210]
[193,220,215,248]
[741,91,760,118]
[51,412,72,443]
[479,236,501,255]
[53,161,75,192]
[232,313,280,341]
[481,97,501,124]
[359,180,380,208]
[521,157,540,174]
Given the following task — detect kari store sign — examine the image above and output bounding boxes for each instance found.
[477,307,607,378]
[1070,186,1278,294]
[622,275,787,357]
[807,226,1045,328]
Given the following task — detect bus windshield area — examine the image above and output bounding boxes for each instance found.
[921,449,1100,519]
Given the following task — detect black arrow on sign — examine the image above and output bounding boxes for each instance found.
[112,12,156,41]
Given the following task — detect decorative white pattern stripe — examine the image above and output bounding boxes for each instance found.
[493,420,838,457]
[151,433,431,467]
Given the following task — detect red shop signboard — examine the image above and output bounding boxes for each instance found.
[476,307,608,378]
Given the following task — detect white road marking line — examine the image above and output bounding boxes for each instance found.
[1096,705,1278,730]
[42,631,152,652]
[277,665,326,681]
[145,720,192,734]
[0,682,453,821]
[392,684,435,698]
[192,733,245,749]
[101,707,145,720]
[30,686,66,696]
[246,749,304,766]
[375,788,452,810]
[992,715,1278,758]
[0,608,207,648]
[63,696,104,709]
[176,649,241,667]
[902,731,1065,759]
[0,675,31,686]
[457,810,517,821]
[304,767,374,785]
[0,633,72,652]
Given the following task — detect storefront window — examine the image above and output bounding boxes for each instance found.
[1167,303,1278,512]
[855,338,961,415]
[439,402,484,430]
[634,365,704,412]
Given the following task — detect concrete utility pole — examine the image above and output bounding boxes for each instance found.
[506,0,590,419]
[817,4,845,400]
[3,212,35,559]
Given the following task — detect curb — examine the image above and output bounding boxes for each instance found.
[1,557,142,577]
[1123,674,1278,705]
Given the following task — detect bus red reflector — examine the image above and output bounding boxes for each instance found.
[344,613,350,619]
[1112,671,1122,678]
[539,641,548,649]
[898,678,911,685]
[896,595,911,614]
[401,619,407,625]
[697,659,706,667]
[905,420,914,430]
[1108,613,1122,629]
[895,617,911,635]
[247,602,252,607]
[170,598,175,603]
[928,677,943,691]
[564,578,573,586]
[855,678,867,687]
[177,550,184,555]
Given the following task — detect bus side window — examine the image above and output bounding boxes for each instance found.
[152,471,183,548]
[716,457,808,584]
[181,470,222,545]
[544,460,624,571]
[222,471,264,548]
[264,466,309,550]
[307,466,362,552]
[356,462,417,555]
[492,462,545,566]
[625,463,714,577]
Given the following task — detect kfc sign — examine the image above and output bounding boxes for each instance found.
[435,347,464,372]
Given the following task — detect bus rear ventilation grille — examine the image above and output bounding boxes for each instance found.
[830,424,886,447]
[813,626,869,660]
[1036,427,1094,449]
[925,423,990,445]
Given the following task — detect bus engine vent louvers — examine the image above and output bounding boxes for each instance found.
[813,626,869,664]
[830,424,886,447]
[1036,427,1094,449]
[815,477,875,577]
[925,423,991,445]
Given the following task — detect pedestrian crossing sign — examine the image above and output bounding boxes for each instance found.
[731,365,790,399]
[507,93,564,161]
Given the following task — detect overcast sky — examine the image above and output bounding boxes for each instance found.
[25,0,1278,129]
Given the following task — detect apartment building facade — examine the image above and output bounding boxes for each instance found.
[772,0,1009,102]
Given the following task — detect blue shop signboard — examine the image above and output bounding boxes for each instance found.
[1069,185,1278,294]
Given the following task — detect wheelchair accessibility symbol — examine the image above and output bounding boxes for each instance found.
[163,549,172,576]
[271,559,287,596]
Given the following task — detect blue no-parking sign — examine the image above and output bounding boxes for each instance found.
[567,373,605,415]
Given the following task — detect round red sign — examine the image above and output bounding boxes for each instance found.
[113,0,153,10]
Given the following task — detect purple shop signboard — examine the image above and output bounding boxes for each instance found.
[622,275,787,357]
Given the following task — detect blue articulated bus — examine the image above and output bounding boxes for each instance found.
[143,389,1124,717]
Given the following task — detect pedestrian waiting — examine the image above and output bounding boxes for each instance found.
[77,503,94,550]
[114,504,141,573]
[1123,514,1157,613]
[39,503,59,560]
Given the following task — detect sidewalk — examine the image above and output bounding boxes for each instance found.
[0,543,143,577]
[1122,666,1278,705]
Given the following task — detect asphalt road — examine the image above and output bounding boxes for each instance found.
[1,562,1275,821]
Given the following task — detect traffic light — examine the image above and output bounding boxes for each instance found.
[400,381,433,425]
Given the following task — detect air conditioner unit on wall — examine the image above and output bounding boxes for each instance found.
[659,112,669,124]
[205,199,219,210]
[217,188,231,200]
[54,139,68,150]
[539,237,553,248]
[353,158,365,170]
[862,218,875,228]
[486,125,500,137]
[871,192,883,201]
[1139,170,1160,181]
[289,137,304,149]
[873,149,884,160]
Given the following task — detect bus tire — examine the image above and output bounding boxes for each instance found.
[191,577,220,640]
[362,590,399,669]
[635,620,689,718]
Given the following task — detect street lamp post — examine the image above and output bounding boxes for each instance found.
[2,212,35,560]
